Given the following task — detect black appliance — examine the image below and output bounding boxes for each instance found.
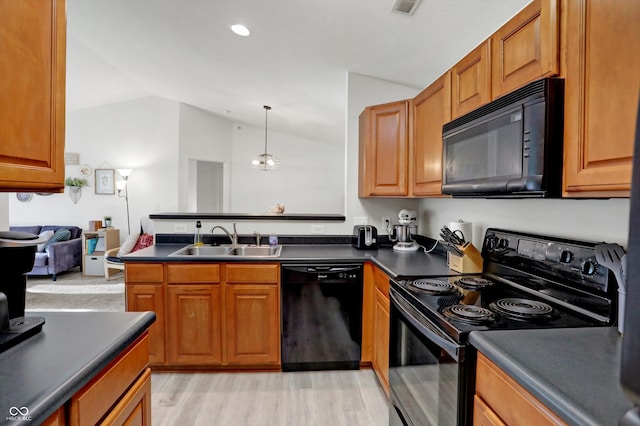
[281,264,363,371]
[620,98,640,425]
[389,228,617,425]
[442,78,564,198]
[0,231,46,353]
[353,225,378,249]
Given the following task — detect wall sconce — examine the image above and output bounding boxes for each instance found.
[116,168,133,235]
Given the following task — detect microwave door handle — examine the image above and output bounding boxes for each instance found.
[390,290,462,361]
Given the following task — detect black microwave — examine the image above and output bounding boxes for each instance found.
[442,78,564,197]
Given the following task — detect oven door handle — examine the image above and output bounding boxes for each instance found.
[390,289,463,362]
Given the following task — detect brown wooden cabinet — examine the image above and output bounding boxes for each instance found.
[562,0,640,197]
[359,100,410,197]
[371,266,390,394]
[411,72,452,196]
[491,0,559,99]
[69,334,152,426]
[166,264,222,365]
[225,264,280,365]
[126,262,281,369]
[126,263,166,366]
[451,41,491,119]
[474,352,566,426]
[0,0,66,192]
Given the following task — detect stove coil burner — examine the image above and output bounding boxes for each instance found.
[454,277,494,290]
[408,279,457,295]
[490,298,557,322]
[442,305,496,325]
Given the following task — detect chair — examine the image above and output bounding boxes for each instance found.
[104,247,125,281]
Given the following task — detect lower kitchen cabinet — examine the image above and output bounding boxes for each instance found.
[166,264,222,365]
[474,352,566,425]
[125,262,280,369]
[125,263,166,366]
[372,266,390,394]
[225,264,280,365]
[69,333,151,426]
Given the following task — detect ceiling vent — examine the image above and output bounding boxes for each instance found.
[391,0,422,15]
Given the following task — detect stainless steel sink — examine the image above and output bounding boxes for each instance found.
[228,245,282,257]
[169,244,281,258]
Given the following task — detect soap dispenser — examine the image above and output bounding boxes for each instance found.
[194,221,204,246]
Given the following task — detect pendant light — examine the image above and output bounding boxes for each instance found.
[251,105,279,171]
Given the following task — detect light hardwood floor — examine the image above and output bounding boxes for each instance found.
[151,369,389,426]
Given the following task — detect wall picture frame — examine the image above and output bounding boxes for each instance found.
[95,169,115,195]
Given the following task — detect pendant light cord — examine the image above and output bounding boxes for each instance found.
[263,105,271,171]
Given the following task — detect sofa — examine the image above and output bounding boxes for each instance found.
[9,225,83,281]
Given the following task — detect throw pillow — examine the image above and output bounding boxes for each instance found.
[132,233,154,253]
[36,230,55,252]
[44,228,71,251]
[117,233,140,257]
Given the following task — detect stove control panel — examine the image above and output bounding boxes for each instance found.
[482,229,610,294]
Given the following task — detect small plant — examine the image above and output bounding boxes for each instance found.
[65,177,89,187]
[104,216,112,221]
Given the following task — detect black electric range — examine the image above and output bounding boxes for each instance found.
[389,228,618,426]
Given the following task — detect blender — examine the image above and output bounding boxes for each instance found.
[388,209,419,252]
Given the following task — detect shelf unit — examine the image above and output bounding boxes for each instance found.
[82,228,120,277]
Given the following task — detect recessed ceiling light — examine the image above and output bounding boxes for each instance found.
[230,24,250,37]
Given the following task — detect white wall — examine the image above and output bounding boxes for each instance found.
[9,96,180,241]
[420,197,631,248]
[230,123,344,215]
[0,194,8,230]
[178,104,234,211]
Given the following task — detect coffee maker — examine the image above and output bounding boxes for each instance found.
[388,209,419,252]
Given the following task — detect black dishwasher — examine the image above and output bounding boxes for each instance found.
[281,264,363,372]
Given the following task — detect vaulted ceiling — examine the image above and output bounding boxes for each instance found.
[66,0,529,144]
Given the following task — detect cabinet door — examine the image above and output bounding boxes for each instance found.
[372,286,390,394]
[563,0,640,196]
[359,100,409,196]
[101,368,152,426]
[225,284,280,365]
[0,0,66,191]
[127,284,166,365]
[411,72,451,196]
[167,285,222,365]
[451,41,491,119]
[473,395,507,426]
[491,0,559,98]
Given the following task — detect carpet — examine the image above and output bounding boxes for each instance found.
[25,271,125,312]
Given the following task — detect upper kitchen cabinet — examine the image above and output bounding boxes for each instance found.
[491,0,560,99]
[0,0,66,192]
[411,72,451,197]
[359,100,410,197]
[563,0,640,197]
[451,41,491,119]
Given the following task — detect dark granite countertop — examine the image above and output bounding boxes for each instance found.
[470,327,634,426]
[0,311,155,425]
[124,243,457,278]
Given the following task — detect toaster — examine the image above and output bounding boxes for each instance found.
[353,225,378,250]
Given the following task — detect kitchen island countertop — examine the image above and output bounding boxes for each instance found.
[470,327,634,426]
[0,311,155,425]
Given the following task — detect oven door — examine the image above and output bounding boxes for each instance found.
[389,287,469,426]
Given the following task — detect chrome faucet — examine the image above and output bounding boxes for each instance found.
[210,223,239,247]
[253,231,262,247]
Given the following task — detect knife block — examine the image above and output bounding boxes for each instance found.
[447,242,483,273]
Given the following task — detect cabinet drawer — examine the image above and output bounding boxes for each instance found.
[475,353,566,426]
[167,263,220,283]
[69,334,149,426]
[126,263,164,283]
[226,264,279,284]
[84,255,104,276]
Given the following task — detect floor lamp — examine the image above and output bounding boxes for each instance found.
[116,169,132,235]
